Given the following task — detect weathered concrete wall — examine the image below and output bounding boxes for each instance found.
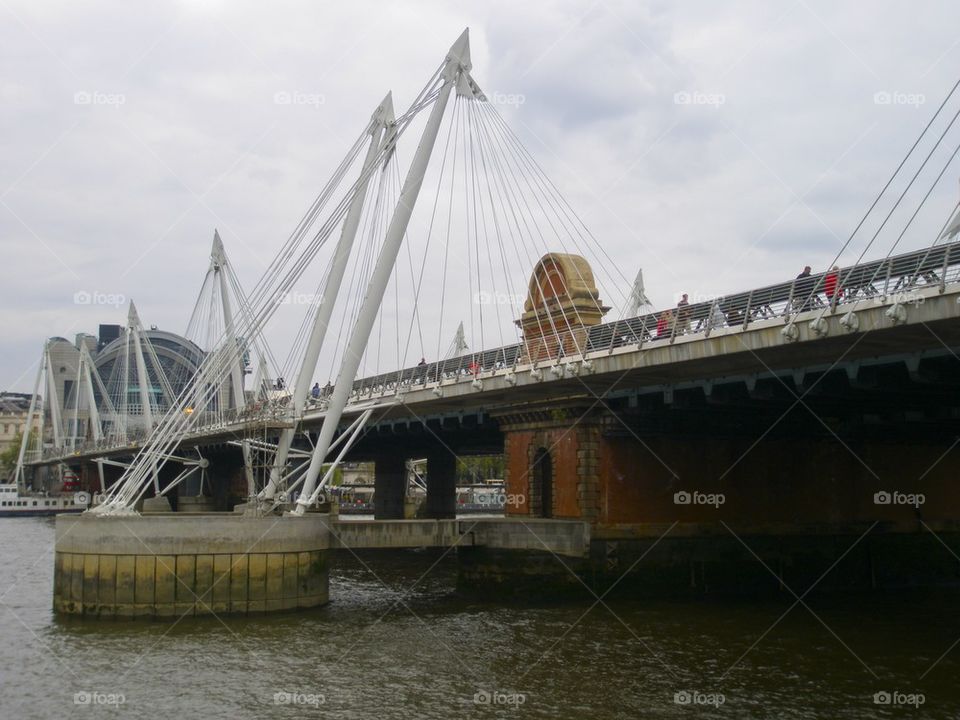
[328,518,590,558]
[330,520,463,550]
[54,514,329,618]
[462,518,590,557]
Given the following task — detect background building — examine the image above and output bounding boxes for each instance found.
[0,392,42,478]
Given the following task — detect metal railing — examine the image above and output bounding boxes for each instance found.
[345,240,960,399]
[39,240,960,461]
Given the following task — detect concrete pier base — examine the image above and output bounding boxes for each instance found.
[141,496,172,514]
[177,496,217,513]
[54,513,330,618]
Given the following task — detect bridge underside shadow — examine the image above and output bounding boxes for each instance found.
[460,349,960,598]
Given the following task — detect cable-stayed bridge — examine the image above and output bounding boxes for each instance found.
[31,238,960,458]
[26,30,960,615]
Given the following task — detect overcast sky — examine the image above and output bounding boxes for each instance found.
[2,0,959,392]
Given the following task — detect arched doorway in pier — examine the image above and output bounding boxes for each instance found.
[531,447,553,518]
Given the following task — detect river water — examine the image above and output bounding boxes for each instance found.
[2,517,959,719]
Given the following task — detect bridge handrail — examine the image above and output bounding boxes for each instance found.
[346,240,960,395]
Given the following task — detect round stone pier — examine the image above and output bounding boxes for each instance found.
[54,513,330,618]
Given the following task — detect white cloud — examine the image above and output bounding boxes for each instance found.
[2,0,959,388]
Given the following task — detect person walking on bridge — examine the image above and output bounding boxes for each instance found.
[794,266,815,312]
[656,309,673,339]
[824,266,842,307]
[676,294,691,334]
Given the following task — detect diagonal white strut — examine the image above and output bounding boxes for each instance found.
[78,344,106,491]
[213,230,246,412]
[261,93,395,502]
[78,344,103,442]
[44,342,62,449]
[14,345,45,491]
[128,302,160,491]
[293,30,474,514]
[210,229,255,493]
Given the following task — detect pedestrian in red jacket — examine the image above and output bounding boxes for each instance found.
[656,310,673,338]
[824,266,841,305]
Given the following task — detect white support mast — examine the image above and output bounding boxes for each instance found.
[449,320,469,357]
[255,354,270,400]
[129,303,154,432]
[69,352,84,450]
[128,302,160,491]
[262,93,395,503]
[211,230,256,499]
[118,334,131,442]
[44,343,62,449]
[212,231,246,411]
[626,268,653,317]
[79,343,106,492]
[13,347,45,490]
[294,30,474,514]
[79,344,103,443]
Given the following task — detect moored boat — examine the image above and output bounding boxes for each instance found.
[0,483,85,517]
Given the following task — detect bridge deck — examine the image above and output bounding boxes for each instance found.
[33,241,960,466]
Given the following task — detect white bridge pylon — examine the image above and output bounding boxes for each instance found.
[90,27,638,516]
[184,229,278,419]
[261,92,395,504]
[290,32,471,515]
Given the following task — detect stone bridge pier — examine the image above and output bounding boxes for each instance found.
[371,448,459,520]
[495,403,601,521]
[474,361,960,598]
[373,453,406,520]
[424,450,457,520]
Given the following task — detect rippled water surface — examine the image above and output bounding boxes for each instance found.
[2,517,960,718]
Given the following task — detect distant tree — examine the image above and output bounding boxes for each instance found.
[455,454,505,483]
[0,432,23,479]
[321,464,344,487]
